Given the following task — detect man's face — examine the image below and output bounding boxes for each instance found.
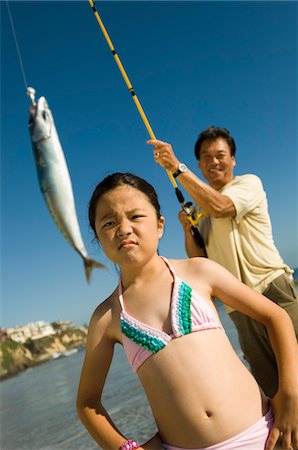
[198,138,235,190]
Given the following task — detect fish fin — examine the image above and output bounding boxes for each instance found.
[83,258,106,284]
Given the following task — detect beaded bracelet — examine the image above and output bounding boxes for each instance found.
[119,439,140,450]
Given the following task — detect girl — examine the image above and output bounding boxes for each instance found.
[77,172,297,450]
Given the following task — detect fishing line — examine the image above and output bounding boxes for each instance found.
[5,1,36,104]
[88,0,207,246]
[6,1,28,91]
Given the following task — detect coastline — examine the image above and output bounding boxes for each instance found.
[0,325,87,380]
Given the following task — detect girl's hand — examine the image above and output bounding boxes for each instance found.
[265,391,298,450]
[141,433,165,450]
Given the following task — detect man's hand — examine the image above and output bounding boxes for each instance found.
[147,139,180,173]
[178,210,193,233]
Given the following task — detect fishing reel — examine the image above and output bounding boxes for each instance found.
[183,201,206,249]
[175,188,206,248]
[183,201,201,227]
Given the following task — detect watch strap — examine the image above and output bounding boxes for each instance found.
[173,163,187,178]
[172,168,182,178]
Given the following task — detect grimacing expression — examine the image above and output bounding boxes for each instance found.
[198,138,235,190]
[94,185,165,265]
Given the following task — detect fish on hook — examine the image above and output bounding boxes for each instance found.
[27,87,105,282]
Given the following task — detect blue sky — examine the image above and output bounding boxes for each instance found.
[1,1,297,329]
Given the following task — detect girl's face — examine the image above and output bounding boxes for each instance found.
[94,185,165,266]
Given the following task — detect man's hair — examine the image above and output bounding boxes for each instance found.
[194,126,236,160]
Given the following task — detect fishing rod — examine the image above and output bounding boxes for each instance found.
[88,0,206,248]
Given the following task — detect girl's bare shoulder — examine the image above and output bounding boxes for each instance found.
[165,257,222,297]
[167,256,214,276]
[92,288,118,318]
[88,288,121,340]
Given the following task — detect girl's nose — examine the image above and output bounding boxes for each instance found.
[116,219,132,237]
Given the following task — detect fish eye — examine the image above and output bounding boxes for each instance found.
[42,110,49,120]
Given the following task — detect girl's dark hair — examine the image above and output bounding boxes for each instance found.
[194,126,236,160]
[89,172,161,236]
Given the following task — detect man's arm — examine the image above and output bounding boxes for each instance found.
[147,139,235,218]
[176,168,235,218]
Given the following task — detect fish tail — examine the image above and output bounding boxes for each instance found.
[83,257,106,284]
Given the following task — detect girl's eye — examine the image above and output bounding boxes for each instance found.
[102,221,115,228]
[132,214,144,220]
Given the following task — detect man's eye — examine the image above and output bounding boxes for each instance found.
[201,156,210,162]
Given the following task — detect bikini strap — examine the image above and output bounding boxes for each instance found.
[160,256,176,279]
[118,281,125,310]
[118,257,174,311]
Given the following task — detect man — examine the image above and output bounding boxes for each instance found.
[147,126,298,398]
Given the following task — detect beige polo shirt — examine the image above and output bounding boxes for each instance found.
[197,174,292,311]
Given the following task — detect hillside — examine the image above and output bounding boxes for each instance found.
[0,326,87,380]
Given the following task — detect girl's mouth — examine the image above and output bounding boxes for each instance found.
[118,240,137,249]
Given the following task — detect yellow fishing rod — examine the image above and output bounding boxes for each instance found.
[88,0,206,247]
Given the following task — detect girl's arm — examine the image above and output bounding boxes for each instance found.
[76,300,164,450]
[76,301,125,448]
[197,258,298,450]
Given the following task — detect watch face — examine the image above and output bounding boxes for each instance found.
[179,163,187,172]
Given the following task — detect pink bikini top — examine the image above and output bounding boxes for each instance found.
[118,257,224,372]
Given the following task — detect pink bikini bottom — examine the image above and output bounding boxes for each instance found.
[162,407,274,450]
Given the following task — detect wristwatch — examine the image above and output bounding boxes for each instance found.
[173,163,188,178]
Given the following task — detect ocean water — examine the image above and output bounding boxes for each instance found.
[0,302,243,450]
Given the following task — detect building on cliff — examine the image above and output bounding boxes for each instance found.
[1,321,88,380]
[6,320,69,343]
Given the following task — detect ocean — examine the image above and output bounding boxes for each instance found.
[0,302,243,450]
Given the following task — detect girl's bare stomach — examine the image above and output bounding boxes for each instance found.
[139,330,268,448]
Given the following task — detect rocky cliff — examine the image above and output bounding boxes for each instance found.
[0,327,87,380]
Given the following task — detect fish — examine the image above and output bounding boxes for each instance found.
[27,87,105,282]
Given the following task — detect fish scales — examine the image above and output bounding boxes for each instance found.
[28,90,105,282]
